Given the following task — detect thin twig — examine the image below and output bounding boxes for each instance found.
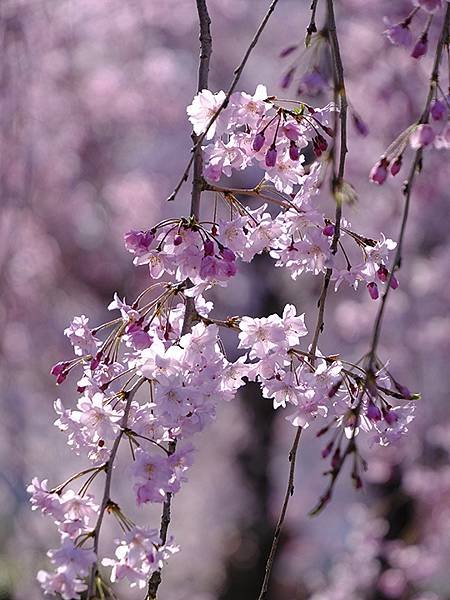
[257,1,348,596]
[87,378,146,598]
[368,2,450,371]
[311,3,450,514]
[167,0,280,203]
[146,2,212,598]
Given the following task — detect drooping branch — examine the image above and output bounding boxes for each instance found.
[146,3,212,599]
[368,2,450,371]
[310,3,450,515]
[86,377,146,598]
[257,1,349,597]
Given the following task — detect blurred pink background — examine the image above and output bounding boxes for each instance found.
[1,0,449,598]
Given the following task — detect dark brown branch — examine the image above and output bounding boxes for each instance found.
[146,2,212,599]
[368,2,450,370]
[256,427,302,600]
[168,0,280,203]
[258,0,347,600]
[257,1,349,596]
[87,378,146,598]
[311,3,450,513]
[310,0,348,357]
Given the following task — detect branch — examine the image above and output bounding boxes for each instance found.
[311,3,450,514]
[146,2,212,597]
[87,378,146,598]
[167,0,280,203]
[368,2,450,370]
[257,1,349,596]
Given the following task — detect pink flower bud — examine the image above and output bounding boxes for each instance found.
[322,224,335,237]
[367,282,379,300]
[279,44,298,58]
[203,239,215,256]
[390,275,399,289]
[331,447,341,469]
[90,352,102,370]
[367,401,382,422]
[352,113,369,136]
[411,33,428,59]
[289,141,300,161]
[56,372,67,385]
[265,146,277,167]
[321,125,334,138]
[370,158,389,185]
[281,67,296,89]
[410,124,435,149]
[431,99,446,121]
[252,132,265,152]
[391,156,402,176]
[50,361,68,377]
[328,379,342,398]
[321,441,334,459]
[377,265,389,283]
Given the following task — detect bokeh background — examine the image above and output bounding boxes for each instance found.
[1,0,450,598]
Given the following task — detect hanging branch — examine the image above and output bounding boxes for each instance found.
[86,377,147,598]
[167,0,280,203]
[146,2,212,599]
[368,2,450,371]
[257,1,349,597]
[310,2,450,516]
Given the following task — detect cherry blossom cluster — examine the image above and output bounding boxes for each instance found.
[237,308,415,493]
[29,88,416,599]
[187,85,336,193]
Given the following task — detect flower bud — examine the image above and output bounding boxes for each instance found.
[390,275,399,289]
[383,408,398,425]
[377,265,389,283]
[431,99,446,121]
[265,146,277,167]
[50,361,68,377]
[220,247,236,262]
[331,447,341,470]
[352,113,369,136]
[321,441,334,459]
[281,67,296,89]
[370,158,389,185]
[390,156,402,176]
[394,382,412,399]
[316,134,328,152]
[252,132,265,152]
[410,123,435,149]
[322,224,335,237]
[279,45,298,58]
[367,282,379,300]
[411,33,428,59]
